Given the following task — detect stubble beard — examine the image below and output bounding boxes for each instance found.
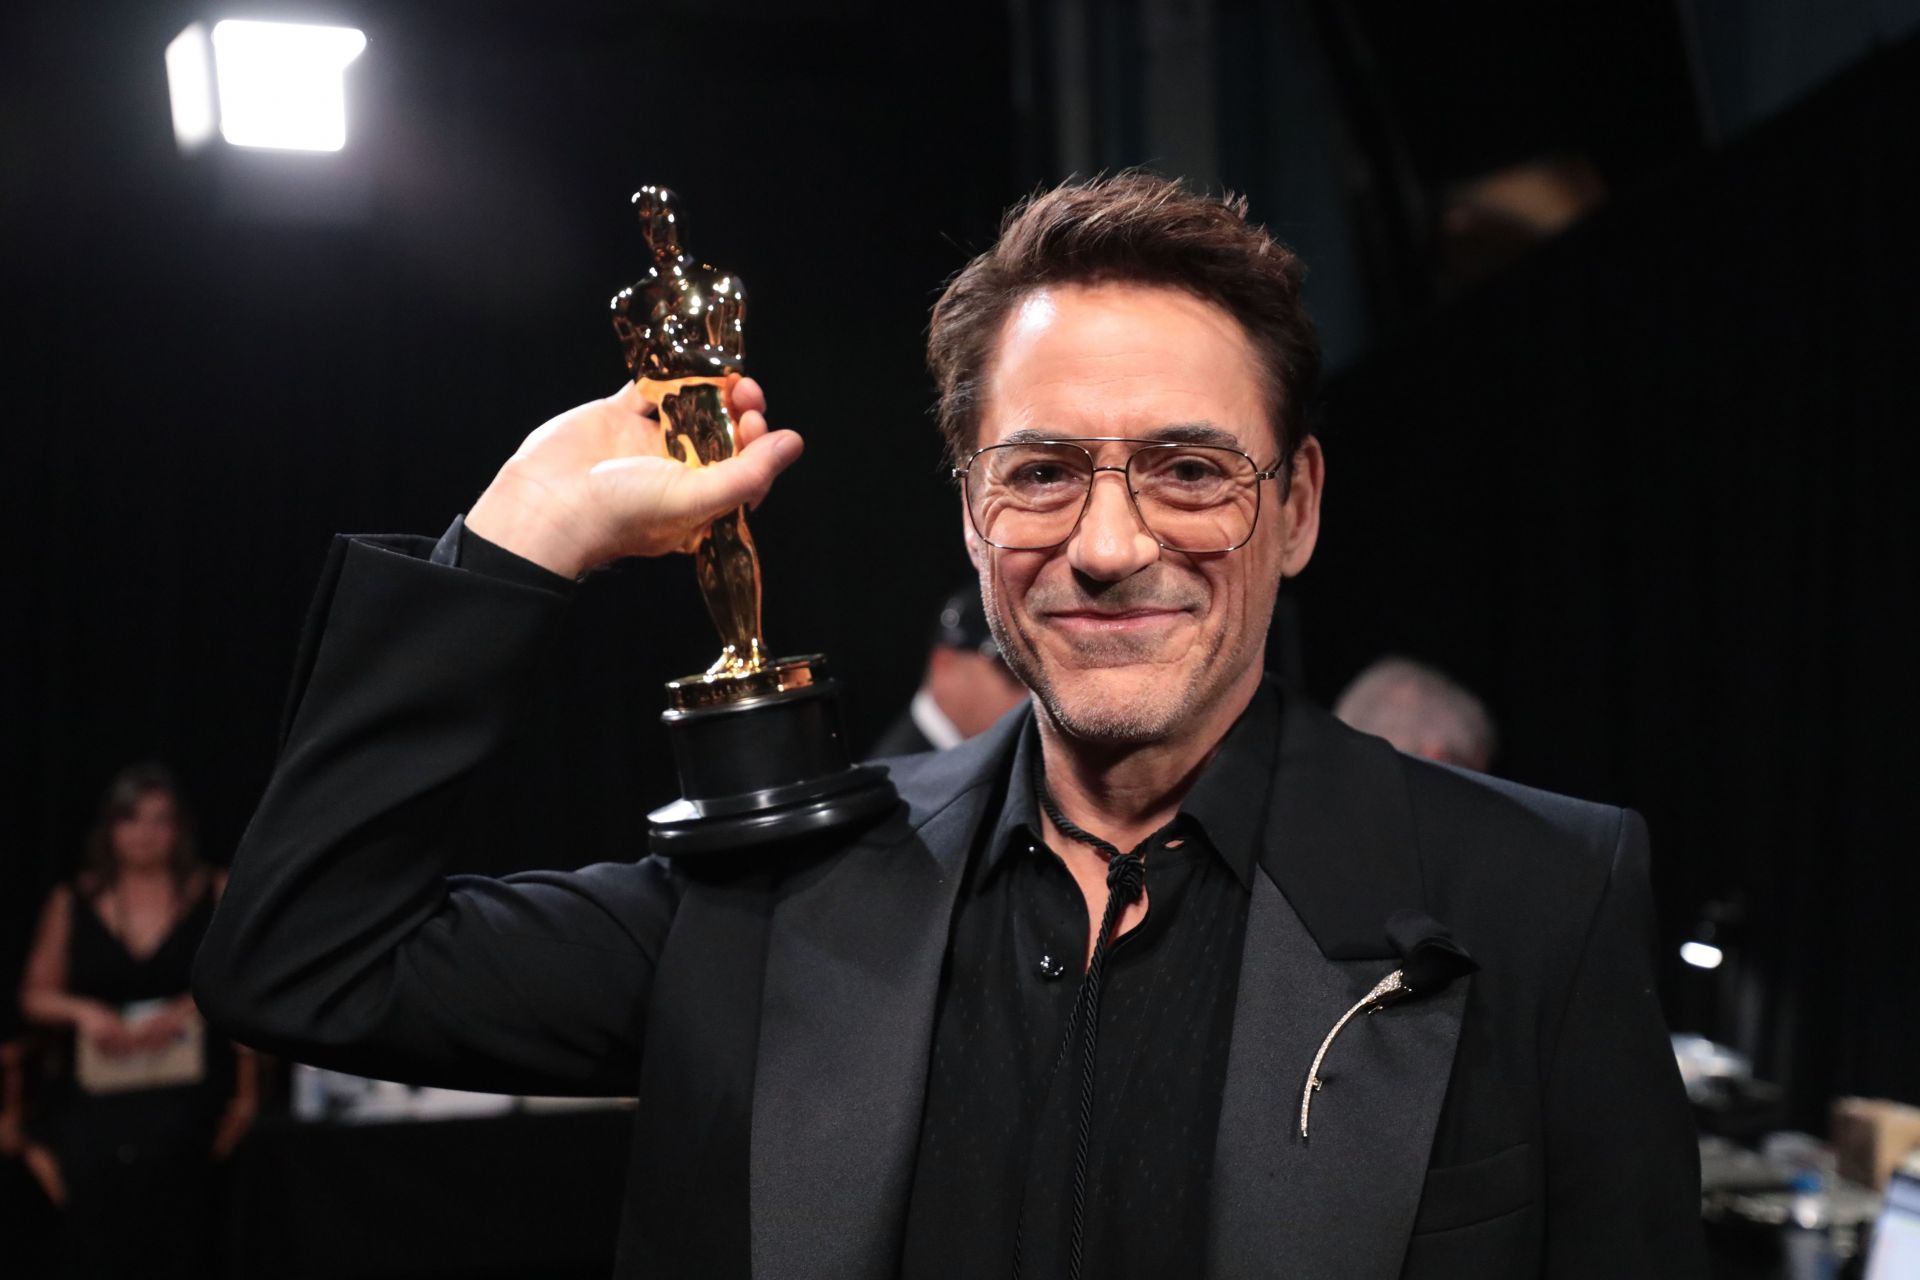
[981,575,1257,746]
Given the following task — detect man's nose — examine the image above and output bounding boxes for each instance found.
[1066,470,1160,581]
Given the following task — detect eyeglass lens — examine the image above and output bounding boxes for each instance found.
[967,442,1261,552]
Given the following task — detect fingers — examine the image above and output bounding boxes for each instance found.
[613,376,763,437]
[737,408,768,446]
[589,427,805,555]
[736,424,802,479]
[664,428,805,519]
[660,433,802,521]
[733,377,769,447]
[731,376,767,416]
[613,375,764,426]
[737,428,800,510]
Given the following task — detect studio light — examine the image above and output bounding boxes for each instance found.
[165,19,367,155]
[1680,940,1725,970]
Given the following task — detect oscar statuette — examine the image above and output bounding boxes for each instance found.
[611,186,896,855]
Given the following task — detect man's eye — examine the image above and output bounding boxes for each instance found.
[1156,455,1227,483]
[1013,464,1070,487]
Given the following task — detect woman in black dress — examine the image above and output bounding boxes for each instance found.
[19,763,257,1278]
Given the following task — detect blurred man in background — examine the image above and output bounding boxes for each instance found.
[1335,655,1498,773]
[871,585,1028,757]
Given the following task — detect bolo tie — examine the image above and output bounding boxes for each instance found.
[1012,751,1151,1280]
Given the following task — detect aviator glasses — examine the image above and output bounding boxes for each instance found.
[954,437,1286,554]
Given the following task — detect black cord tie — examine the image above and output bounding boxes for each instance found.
[1012,752,1150,1280]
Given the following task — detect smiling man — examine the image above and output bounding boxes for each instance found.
[195,175,1706,1279]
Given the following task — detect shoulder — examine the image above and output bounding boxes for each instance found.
[38,882,76,926]
[27,883,78,957]
[876,747,968,807]
[1402,756,1627,872]
[1283,694,1627,897]
[880,703,1028,827]
[1393,753,1639,975]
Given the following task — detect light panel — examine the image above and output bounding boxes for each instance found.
[209,20,367,152]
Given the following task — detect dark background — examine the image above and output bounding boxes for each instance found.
[6,0,1917,1144]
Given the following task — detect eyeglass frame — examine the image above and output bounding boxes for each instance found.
[950,436,1291,554]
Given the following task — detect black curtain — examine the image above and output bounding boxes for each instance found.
[1295,37,1920,1125]
[2,0,1009,978]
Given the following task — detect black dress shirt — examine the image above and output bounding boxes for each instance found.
[900,691,1277,1278]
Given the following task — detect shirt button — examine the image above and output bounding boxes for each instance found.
[1035,953,1067,980]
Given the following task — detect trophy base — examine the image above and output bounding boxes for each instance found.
[648,656,898,857]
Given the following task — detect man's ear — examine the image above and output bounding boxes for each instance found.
[1279,437,1325,578]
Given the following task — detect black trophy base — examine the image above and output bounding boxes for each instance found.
[647,658,897,857]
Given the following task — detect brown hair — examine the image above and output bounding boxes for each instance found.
[79,761,203,894]
[927,172,1322,467]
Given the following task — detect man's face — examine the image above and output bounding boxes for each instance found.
[966,281,1323,745]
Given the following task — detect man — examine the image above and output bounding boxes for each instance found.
[1335,656,1499,772]
[194,175,1706,1278]
[869,585,1029,756]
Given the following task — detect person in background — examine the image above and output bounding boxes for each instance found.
[1334,655,1498,773]
[19,763,256,1279]
[871,584,1030,756]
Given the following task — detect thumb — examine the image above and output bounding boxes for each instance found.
[672,429,805,515]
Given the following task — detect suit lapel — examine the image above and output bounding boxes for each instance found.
[1209,698,1471,1279]
[1210,874,1471,1279]
[749,714,1019,1280]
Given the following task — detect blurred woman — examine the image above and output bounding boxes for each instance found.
[19,763,256,1278]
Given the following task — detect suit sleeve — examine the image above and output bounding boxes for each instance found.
[193,526,679,1097]
[1542,809,1708,1277]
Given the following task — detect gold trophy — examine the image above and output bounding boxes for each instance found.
[612,186,895,855]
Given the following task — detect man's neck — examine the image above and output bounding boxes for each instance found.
[1034,667,1263,853]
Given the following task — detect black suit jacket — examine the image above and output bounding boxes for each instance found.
[194,532,1708,1279]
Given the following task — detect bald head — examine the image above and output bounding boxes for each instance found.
[1334,657,1497,773]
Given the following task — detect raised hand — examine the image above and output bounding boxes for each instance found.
[465,375,801,580]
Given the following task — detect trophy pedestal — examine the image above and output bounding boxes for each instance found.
[647,656,897,856]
